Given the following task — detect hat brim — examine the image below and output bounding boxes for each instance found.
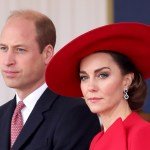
[46,22,150,97]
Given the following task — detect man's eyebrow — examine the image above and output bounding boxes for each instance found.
[0,43,7,46]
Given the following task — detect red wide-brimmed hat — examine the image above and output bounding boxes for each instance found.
[46,22,150,97]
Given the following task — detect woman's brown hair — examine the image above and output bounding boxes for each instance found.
[99,50,147,110]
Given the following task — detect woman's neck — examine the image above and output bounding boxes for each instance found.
[99,100,132,132]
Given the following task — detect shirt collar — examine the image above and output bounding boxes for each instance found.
[16,83,48,111]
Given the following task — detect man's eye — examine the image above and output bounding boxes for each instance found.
[17,48,26,53]
[0,46,7,51]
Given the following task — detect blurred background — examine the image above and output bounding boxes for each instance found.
[0,0,149,113]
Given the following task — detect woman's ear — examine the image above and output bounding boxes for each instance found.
[42,44,54,65]
[123,73,134,88]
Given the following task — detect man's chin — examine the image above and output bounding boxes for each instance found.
[3,81,18,89]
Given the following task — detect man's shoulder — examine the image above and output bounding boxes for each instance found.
[44,88,94,115]
[58,95,84,105]
[44,88,85,106]
[0,99,15,117]
[54,94,87,110]
[0,99,14,109]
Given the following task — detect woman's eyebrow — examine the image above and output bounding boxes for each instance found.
[80,67,110,74]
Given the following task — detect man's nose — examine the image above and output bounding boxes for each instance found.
[4,50,15,66]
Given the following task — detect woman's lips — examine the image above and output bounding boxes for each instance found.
[87,97,103,103]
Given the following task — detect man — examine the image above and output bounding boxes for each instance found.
[0,10,100,150]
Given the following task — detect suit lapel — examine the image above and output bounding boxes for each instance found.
[12,88,58,150]
[0,98,16,150]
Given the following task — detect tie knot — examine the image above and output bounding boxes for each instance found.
[16,101,25,112]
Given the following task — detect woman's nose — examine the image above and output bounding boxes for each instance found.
[87,80,98,92]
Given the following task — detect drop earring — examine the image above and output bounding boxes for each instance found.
[123,88,129,100]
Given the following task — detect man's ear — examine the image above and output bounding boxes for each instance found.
[123,73,134,88]
[42,44,54,65]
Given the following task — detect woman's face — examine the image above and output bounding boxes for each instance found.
[79,52,131,114]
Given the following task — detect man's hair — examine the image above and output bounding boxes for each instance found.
[8,9,56,53]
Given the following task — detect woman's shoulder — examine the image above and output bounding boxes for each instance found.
[124,112,150,138]
[124,112,150,129]
[138,110,150,122]
[127,113,150,150]
[90,113,150,150]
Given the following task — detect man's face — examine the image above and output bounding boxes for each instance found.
[0,17,47,92]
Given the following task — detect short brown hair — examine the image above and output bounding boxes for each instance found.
[8,9,56,53]
[99,50,147,111]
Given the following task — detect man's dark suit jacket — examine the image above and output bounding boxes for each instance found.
[0,88,100,150]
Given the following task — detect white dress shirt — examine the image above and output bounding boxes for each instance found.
[16,83,48,125]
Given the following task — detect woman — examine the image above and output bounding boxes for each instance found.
[46,22,150,150]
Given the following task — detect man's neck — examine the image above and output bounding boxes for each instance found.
[16,82,46,100]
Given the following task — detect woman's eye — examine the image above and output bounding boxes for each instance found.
[79,75,88,81]
[98,73,109,79]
